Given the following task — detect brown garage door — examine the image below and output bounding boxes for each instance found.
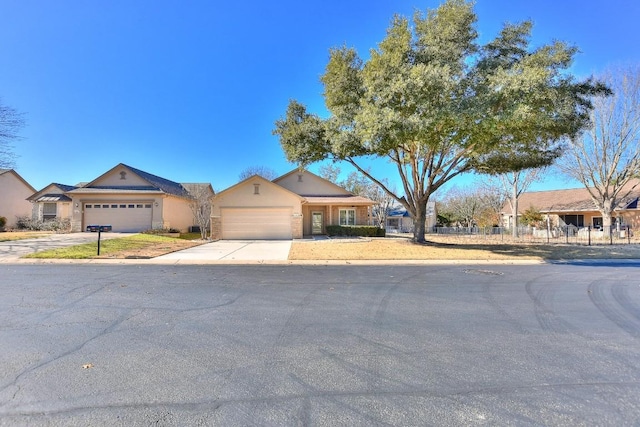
[221,208,292,240]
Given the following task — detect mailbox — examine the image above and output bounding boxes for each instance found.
[87,225,112,232]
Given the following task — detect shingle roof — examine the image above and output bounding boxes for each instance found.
[507,180,640,213]
[54,183,78,192]
[123,164,189,197]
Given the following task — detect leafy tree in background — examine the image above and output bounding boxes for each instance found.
[0,98,25,169]
[273,0,604,242]
[520,206,544,227]
[557,66,640,235]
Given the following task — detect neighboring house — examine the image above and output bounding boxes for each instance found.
[28,183,77,222]
[501,181,640,231]
[0,169,36,228]
[385,201,437,233]
[28,163,213,233]
[211,169,376,240]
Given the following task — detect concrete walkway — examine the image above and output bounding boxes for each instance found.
[155,240,292,262]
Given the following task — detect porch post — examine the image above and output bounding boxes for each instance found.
[329,205,332,227]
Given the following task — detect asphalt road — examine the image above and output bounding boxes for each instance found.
[1,263,639,426]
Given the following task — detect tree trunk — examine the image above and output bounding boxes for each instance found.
[602,199,613,236]
[413,201,427,243]
[511,180,519,238]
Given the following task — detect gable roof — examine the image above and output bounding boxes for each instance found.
[508,180,640,213]
[214,174,305,201]
[273,168,376,205]
[67,163,190,198]
[0,169,36,193]
[273,168,353,196]
[28,183,78,202]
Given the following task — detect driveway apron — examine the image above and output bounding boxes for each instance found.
[155,240,292,262]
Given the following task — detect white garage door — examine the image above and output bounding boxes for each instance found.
[84,202,152,232]
[221,208,292,240]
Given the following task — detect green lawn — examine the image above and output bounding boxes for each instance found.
[23,234,181,259]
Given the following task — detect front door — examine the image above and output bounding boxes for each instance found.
[311,211,323,234]
[593,217,603,229]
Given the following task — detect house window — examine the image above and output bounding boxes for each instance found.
[560,214,584,227]
[298,174,303,182]
[120,171,127,180]
[43,203,57,220]
[339,209,356,226]
[254,184,260,195]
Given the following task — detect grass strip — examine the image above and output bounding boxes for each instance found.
[23,234,179,259]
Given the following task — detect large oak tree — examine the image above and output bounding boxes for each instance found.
[274,0,604,242]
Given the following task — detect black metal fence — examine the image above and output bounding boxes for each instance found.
[429,225,636,245]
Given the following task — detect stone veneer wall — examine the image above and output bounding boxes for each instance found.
[292,214,303,239]
[210,216,222,240]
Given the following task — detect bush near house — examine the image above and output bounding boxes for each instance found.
[326,225,386,237]
[0,216,6,230]
[15,216,71,232]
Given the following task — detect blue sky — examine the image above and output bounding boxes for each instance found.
[1,0,638,195]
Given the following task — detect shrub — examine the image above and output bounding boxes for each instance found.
[142,228,181,235]
[0,216,6,229]
[326,225,385,237]
[15,216,71,232]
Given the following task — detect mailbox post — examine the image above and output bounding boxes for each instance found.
[87,225,112,255]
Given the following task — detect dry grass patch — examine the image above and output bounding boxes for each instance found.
[289,236,640,261]
[0,231,53,242]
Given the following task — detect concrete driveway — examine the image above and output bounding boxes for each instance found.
[155,240,292,262]
[0,232,130,262]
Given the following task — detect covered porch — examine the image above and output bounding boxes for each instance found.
[301,196,376,236]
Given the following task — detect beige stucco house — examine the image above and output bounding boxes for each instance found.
[27,183,77,224]
[28,164,213,233]
[501,181,640,231]
[0,169,36,228]
[211,169,376,240]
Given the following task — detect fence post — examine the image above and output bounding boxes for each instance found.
[587,225,591,246]
[628,225,631,244]
[565,226,569,244]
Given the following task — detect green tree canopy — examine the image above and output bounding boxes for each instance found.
[274,0,605,242]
